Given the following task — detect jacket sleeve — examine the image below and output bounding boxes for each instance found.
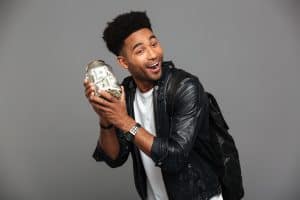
[150,77,208,173]
[92,128,131,168]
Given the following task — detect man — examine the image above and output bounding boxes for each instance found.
[84,11,223,200]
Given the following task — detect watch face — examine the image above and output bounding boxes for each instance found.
[125,132,134,142]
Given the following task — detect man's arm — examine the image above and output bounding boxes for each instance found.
[149,77,208,173]
[84,80,130,167]
[98,125,119,160]
[110,115,154,156]
[92,126,131,168]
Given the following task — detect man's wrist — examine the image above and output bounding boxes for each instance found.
[99,122,114,129]
[119,116,136,133]
[124,122,141,142]
[99,118,114,130]
[99,117,110,125]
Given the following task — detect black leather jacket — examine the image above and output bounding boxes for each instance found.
[93,61,221,200]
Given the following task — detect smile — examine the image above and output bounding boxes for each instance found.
[147,61,160,69]
[146,61,161,73]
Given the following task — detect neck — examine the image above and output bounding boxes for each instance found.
[134,79,155,93]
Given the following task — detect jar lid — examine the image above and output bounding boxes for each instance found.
[86,59,106,71]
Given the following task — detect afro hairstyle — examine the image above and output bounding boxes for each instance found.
[102,11,152,56]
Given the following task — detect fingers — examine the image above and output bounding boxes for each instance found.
[84,80,96,98]
[85,86,95,98]
[83,78,90,87]
[83,79,89,90]
[90,101,110,112]
[98,90,116,102]
[83,79,94,91]
[89,94,112,108]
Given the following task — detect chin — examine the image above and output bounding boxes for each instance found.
[152,72,162,81]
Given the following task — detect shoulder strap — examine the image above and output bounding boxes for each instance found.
[206,92,229,130]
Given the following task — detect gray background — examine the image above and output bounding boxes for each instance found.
[0,0,299,199]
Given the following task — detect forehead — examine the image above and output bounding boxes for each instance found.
[123,28,155,49]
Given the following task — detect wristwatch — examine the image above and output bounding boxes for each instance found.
[124,123,141,142]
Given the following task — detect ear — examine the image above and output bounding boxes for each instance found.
[117,55,129,70]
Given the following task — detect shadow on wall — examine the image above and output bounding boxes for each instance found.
[0,0,17,28]
[276,0,300,31]
[0,0,27,44]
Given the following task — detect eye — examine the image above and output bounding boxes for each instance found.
[135,48,144,55]
[151,41,158,47]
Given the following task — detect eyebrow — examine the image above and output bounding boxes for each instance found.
[132,35,157,51]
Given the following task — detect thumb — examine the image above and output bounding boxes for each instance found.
[120,86,126,101]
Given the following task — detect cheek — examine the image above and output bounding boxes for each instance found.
[156,46,164,56]
[132,55,147,65]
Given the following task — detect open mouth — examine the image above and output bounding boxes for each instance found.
[148,62,159,68]
[146,61,161,73]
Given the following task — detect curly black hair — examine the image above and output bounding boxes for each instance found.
[102,11,152,56]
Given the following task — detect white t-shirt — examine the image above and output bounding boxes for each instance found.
[133,87,169,200]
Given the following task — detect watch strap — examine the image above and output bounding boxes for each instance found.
[129,123,141,136]
[125,123,141,142]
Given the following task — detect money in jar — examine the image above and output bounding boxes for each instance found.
[85,59,122,99]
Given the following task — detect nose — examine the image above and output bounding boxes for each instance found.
[147,47,157,60]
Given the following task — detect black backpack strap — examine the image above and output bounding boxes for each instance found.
[206,92,229,130]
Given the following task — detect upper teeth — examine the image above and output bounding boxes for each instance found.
[150,63,158,67]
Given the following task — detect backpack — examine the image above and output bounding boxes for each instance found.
[166,66,245,200]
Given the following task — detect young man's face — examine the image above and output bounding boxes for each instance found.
[118,28,164,87]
